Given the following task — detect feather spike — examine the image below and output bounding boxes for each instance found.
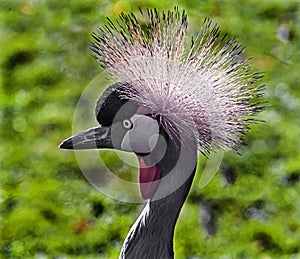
[92,7,265,153]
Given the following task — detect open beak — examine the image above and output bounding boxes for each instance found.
[59,126,112,150]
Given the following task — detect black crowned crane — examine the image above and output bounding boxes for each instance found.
[60,7,264,259]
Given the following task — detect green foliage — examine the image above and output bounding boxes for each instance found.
[1,0,300,258]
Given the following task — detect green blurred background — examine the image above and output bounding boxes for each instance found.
[1,0,300,258]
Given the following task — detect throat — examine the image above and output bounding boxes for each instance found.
[119,167,196,259]
[138,157,161,200]
[120,135,198,259]
[120,142,198,259]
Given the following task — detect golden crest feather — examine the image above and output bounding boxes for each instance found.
[92,7,264,154]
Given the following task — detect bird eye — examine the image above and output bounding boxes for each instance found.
[123,119,133,129]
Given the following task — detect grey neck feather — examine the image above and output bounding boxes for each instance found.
[119,137,198,259]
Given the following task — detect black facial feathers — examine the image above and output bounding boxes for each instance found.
[95,83,138,126]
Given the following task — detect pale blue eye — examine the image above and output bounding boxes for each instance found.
[123,119,133,129]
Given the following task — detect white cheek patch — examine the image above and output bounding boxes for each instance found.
[121,115,159,153]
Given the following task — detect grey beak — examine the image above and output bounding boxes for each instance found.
[59,126,112,150]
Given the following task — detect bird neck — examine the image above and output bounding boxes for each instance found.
[120,138,198,259]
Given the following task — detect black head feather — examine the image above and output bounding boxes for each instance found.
[95,83,138,126]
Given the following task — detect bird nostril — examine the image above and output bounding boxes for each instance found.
[85,133,96,140]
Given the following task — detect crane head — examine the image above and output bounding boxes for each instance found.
[59,83,164,200]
